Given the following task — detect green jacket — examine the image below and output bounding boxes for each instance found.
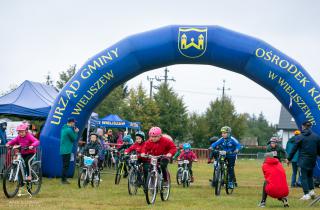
[286,136,299,162]
[266,144,287,162]
[173,149,182,160]
[60,124,78,155]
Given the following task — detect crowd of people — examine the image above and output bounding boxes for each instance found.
[0,116,320,208]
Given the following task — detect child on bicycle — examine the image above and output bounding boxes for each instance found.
[208,126,241,189]
[178,143,198,182]
[258,152,289,208]
[141,126,177,184]
[124,131,149,184]
[79,133,103,169]
[118,134,133,177]
[6,124,40,181]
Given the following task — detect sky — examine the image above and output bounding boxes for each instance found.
[1,0,319,124]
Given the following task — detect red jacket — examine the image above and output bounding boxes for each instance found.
[142,136,177,156]
[262,157,289,198]
[125,142,148,162]
[178,150,197,161]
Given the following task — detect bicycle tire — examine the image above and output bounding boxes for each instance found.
[145,171,157,204]
[78,169,88,188]
[225,170,234,195]
[91,170,100,188]
[128,168,138,195]
[115,162,123,185]
[3,164,20,198]
[214,165,222,196]
[176,168,183,185]
[27,162,42,195]
[160,170,170,201]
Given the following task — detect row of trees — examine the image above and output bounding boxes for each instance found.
[49,66,276,147]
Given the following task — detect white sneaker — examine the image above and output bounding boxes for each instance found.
[300,194,311,200]
[309,190,316,199]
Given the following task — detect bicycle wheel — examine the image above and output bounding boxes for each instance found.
[176,168,183,185]
[182,170,187,188]
[115,162,123,185]
[145,171,158,204]
[27,162,42,195]
[225,170,234,195]
[91,170,100,188]
[214,165,222,196]
[160,171,170,201]
[128,168,138,195]
[78,169,89,188]
[3,164,20,198]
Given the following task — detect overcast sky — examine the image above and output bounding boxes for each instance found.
[1,0,319,124]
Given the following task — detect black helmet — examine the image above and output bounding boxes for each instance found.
[90,132,99,138]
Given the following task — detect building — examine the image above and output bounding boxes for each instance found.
[277,106,298,147]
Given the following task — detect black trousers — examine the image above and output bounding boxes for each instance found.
[61,154,71,181]
[22,153,36,176]
[160,158,169,181]
[301,168,314,194]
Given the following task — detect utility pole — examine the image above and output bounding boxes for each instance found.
[147,76,157,99]
[217,79,231,108]
[155,67,175,85]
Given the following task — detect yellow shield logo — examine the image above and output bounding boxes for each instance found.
[178,27,208,58]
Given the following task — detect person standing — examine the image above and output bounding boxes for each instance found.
[286,130,302,187]
[60,117,79,184]
[288,121,320,200]
[0,122,7,145]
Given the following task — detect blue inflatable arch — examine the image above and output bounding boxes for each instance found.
[40,25,320,177]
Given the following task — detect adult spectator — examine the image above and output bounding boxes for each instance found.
[0,122,7,145]
[286,130,302,187]
[60,117,79,184]
[288,121,320,200]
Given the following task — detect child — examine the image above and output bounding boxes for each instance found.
[178,143,198,182]
[258,152,289,208]
[80,133,103,169]
[118,134,133,177]
[6,124,40,181]
[124,131,148,185]
[266,137,288,163]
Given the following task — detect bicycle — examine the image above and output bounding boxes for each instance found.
[212,150,234,196]
[114,152,128,185]
[78,149,101,188]
[176,160,183,185]
[127,154,145,195]
[3,145,42,198]
[181,159,191,188]
[144,155,171,205]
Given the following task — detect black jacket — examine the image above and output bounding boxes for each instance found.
[288,129,320,170]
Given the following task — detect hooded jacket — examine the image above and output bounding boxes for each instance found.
[60,124,78,155]
[262,157,289,198]
[288,129,320,170]
[286,136,299,163]
[7,132,39,155]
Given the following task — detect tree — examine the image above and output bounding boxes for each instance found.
[94,84,129,117]
[56,65,76,90]
[243,112,277,145]
[186,112,210,148]
[205,96,246,139]
[153,83,188,142]
[122,83,160,134]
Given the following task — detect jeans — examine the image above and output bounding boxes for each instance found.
[301,168,314,194]
[61,154,71,181]
[291,162,301,186]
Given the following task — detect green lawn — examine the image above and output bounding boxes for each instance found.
[0,159,319,210]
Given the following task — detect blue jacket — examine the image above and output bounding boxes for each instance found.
[0,129,7,145]
[210,136,241,157]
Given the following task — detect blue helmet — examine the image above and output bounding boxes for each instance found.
[183,143,191,151]
[123,135,133,143]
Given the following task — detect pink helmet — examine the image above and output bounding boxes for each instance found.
[149,127,162,137]
[16,124,28,131]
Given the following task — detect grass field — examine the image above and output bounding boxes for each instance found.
[0,159,319,210]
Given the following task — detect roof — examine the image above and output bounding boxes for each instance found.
[277,105,298,130]
[0,80,58,118]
